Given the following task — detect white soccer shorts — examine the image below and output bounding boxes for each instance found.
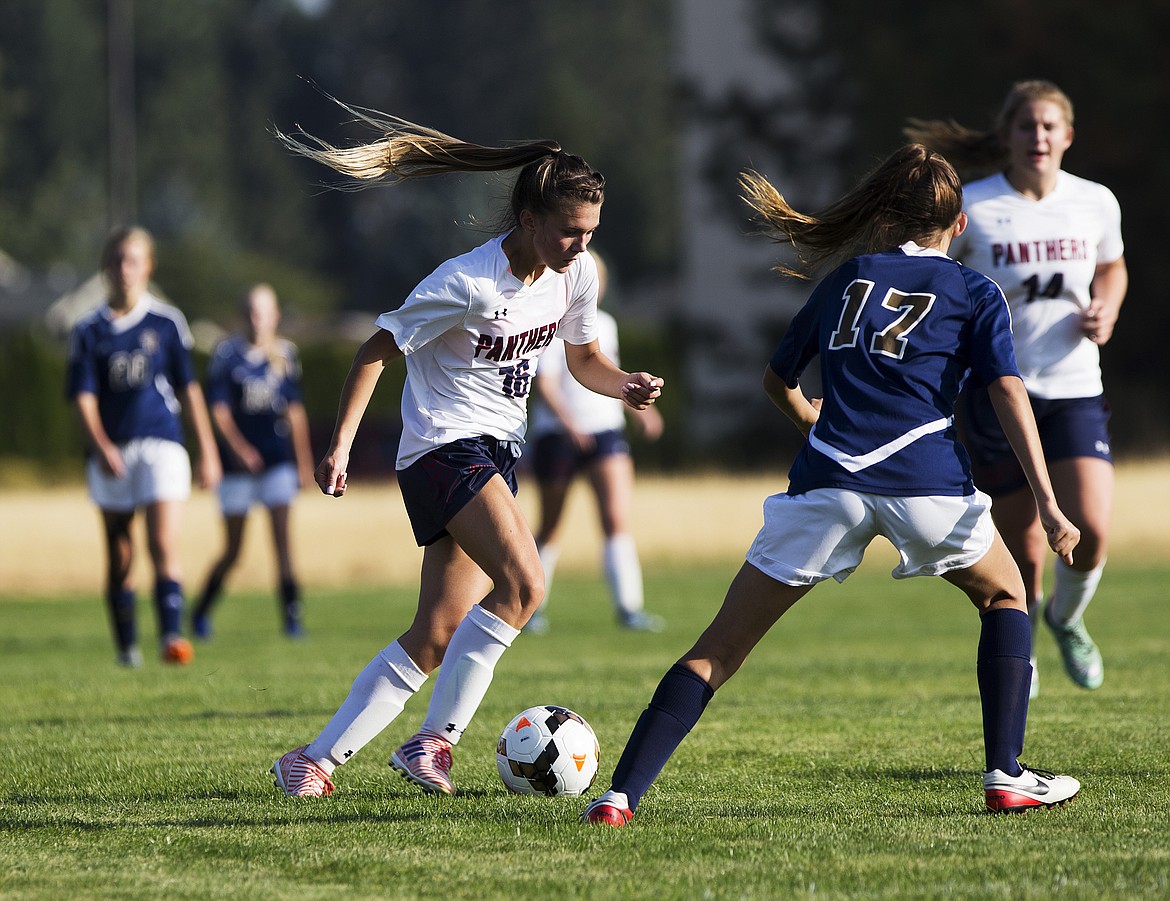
[218,462,300,515]
[87,437,191,512]
[745,487,996,586]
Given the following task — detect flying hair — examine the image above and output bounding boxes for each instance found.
[274,95,604,229]
[741,143,963,279]
[904,79,1074,179]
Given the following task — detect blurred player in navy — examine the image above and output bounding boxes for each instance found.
[907,81,1127,696]
[583,145,1082,825]
[526,252,665,634]
[192,284,314,640]
[66,226,221,667]
[268,102,663,799]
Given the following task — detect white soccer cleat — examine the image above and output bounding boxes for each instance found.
[390,731,455,795]
[272,746,335,797]
[983,765,1079,813]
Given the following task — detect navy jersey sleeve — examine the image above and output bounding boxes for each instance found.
[65,322,98,399]
[280,343,304,405]
[962,268,1019,386]
[204,341,233,406]
[768,275,840,387]
[165,320,197,390]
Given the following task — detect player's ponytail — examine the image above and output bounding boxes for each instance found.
[276,97,604,230]
[742,143,962,279]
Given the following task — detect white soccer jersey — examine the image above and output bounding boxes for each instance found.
[376,237,600,469]
[529,309,626,437]
[951,171,1123,399]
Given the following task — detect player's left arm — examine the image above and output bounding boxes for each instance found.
[563,339,662,411]
[1083,255,1128,345]
[180,380,223,489]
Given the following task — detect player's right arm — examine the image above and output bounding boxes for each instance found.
[315,328,404,497]
[763,365,820,438]
[73,391,125,478]
[986,374,1080,563]
[211,401,263,473]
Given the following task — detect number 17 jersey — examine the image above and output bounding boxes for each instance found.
[771,243,1018,497]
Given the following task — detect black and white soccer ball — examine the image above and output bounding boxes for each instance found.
[496,705,600,797]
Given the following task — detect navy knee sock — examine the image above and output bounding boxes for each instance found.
[610,664,714,811]
[106,587,137,652]
[977,608,1031,777]
[154,577,184,640]
[280,577,301,625]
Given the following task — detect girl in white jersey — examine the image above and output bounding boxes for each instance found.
[526,252,665,634]
[269,101,664,798]
[907,81,1128,696]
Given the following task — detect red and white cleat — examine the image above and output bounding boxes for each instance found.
[390,731,455,795]
[984,766,1079,813]
[581,790,634,827]
[272,746,335,797]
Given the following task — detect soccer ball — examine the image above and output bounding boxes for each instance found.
[496,705,600,797]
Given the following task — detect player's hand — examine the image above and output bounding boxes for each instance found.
[622,373,663,411]
[198,453,223,490]
[236,443,264,474]
[633,405,665,442]
[1039,502,1080,565]
[570,429,597,453]
[315,449,350,497]
[98,443,127,479]
[1081,300,1117,345]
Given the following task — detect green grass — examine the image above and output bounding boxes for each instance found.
[1,561,1167,900]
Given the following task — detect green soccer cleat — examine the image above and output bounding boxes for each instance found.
[1044,604,1103,690]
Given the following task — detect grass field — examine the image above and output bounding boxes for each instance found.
[1,559,1167,900]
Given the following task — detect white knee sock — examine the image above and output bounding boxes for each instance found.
[1047,559,1106,626]
[305,641,427,772]
[536,543,560,612]
[604,533,644,616]
[421,605,519,745]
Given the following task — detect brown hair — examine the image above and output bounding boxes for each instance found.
[276,98,604,230]
[903,80,1074,179]
[100,225,155,272]
[740,143,963,279]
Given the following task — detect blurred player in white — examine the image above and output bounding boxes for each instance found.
[66,226,221,667]
[526,252,665,634]
[269,102,663,798]
[907,80,1127,695]
[192,284,314,640]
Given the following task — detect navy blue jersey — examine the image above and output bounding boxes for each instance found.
[770,243,1018,496]
[205,334,303,472]
[66,295,196,447]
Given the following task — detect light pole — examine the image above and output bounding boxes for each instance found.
[107,0,137,229]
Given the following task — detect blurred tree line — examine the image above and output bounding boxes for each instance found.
[2,0,1167,474]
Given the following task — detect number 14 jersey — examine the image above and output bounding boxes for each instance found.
[950,171,1123,399]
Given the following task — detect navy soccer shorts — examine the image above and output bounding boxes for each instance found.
[957,386,1112,497]
[396,436,520,547]
[530,428,630,484]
